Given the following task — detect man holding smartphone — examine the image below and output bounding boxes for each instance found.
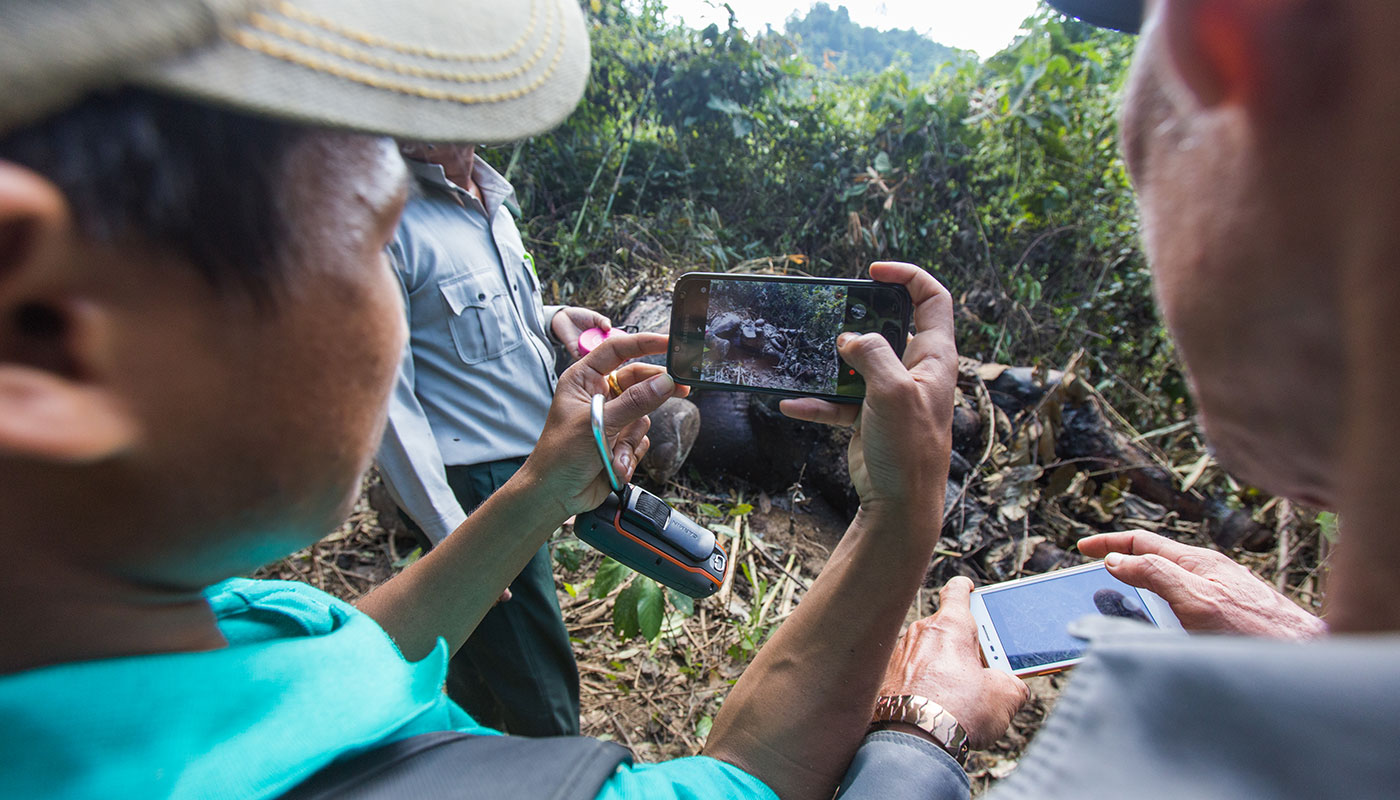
[378,140,611,737]
[844,1,1400,797]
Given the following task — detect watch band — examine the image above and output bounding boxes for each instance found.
[870,695,971,766]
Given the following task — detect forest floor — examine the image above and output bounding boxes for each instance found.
[255,384,1331,796]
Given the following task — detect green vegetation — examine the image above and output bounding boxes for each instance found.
[510,0,1193,643]
[780,3,972,80]
[508,1,1181,426]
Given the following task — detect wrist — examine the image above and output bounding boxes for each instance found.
[501,459,572,524]
[869,694,970,766]
[545,307,566,343]
[868,720,941,746]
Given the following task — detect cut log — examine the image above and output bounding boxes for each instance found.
[1057,394,1273,551]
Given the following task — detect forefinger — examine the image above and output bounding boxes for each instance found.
[1077,530,1205,563]
[577,332,669,376]
[867,262,955,377]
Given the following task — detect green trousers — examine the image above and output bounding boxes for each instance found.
[400,457,580,736]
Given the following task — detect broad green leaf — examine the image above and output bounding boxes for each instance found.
[729,502,754,517]
[695,715,714,739]
[613,582,642,640]
[591,557,632,600]
[698,503,724,518]
[554,542,583,573]
[636,579,666,641]
[667,587,696,617]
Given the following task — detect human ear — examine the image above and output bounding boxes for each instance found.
[1159,0,1344,114]
[1158,0,1258,109]
[0,162,139,462]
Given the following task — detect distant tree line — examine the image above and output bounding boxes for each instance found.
[777,3,973,81]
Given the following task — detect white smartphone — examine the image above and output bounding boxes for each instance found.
[969,561,1183,677]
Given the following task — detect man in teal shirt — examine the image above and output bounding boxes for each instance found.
[0,1,1026,799]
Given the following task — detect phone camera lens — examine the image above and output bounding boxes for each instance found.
[847,303,868,323]
[699,286,708,294]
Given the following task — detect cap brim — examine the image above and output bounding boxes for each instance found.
[133,0,590,144]
[1045,0,1144,33]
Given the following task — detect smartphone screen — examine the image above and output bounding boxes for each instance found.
[976,565,1163,673]
[668,273,911,401]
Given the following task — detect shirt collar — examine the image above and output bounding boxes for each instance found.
[406,155,514,220]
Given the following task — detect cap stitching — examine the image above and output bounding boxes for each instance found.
[223,18,567,105]
[270,0,540,63]
[244,2,555,84]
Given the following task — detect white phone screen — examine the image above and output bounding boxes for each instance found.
[979,567,1159,672]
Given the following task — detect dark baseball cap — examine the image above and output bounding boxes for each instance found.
[1045,0,1145,33]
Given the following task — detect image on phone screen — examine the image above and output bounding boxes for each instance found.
[673,276,908,398]
[979,568,1158,672]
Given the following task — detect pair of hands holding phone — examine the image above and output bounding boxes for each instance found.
[523,260,960,528]
[875,528,1327,749]
[523,261,1324,756]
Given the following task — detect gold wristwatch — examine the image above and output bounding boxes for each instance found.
[870,695,971,766]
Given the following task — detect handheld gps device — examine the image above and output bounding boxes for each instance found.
[574,394,729,598]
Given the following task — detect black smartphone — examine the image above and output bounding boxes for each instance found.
[667,272,913,402]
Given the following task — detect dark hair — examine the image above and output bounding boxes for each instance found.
[0,88,305,297]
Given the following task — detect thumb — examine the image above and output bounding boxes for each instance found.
[603,373,677,435]
[837,332,906,392]
[937,575,975,614]
[1104,552,1201,606]
[936,576,979,655]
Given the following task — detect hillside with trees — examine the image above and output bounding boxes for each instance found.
[779,3,973,80]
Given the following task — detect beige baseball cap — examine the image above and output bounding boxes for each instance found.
[0,0,591,143]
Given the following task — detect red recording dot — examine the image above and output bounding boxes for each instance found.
[848,369,856,376]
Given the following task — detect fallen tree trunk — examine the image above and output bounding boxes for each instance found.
[1056,395,1272,551]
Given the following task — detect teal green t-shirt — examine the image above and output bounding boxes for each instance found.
[0,578,776,800]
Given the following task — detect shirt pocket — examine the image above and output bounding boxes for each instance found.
[438,276,523,364]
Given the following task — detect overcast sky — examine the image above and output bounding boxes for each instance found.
[660,0,1044,59]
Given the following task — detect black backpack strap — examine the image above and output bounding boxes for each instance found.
[281,731,633,800]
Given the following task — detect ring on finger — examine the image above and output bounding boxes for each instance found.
[606,370,623,397]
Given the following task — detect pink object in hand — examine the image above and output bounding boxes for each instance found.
[577,326,618,355]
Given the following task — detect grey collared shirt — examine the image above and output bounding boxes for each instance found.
[376,156,563,543]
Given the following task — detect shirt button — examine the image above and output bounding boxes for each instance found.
[477,292,486,301]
